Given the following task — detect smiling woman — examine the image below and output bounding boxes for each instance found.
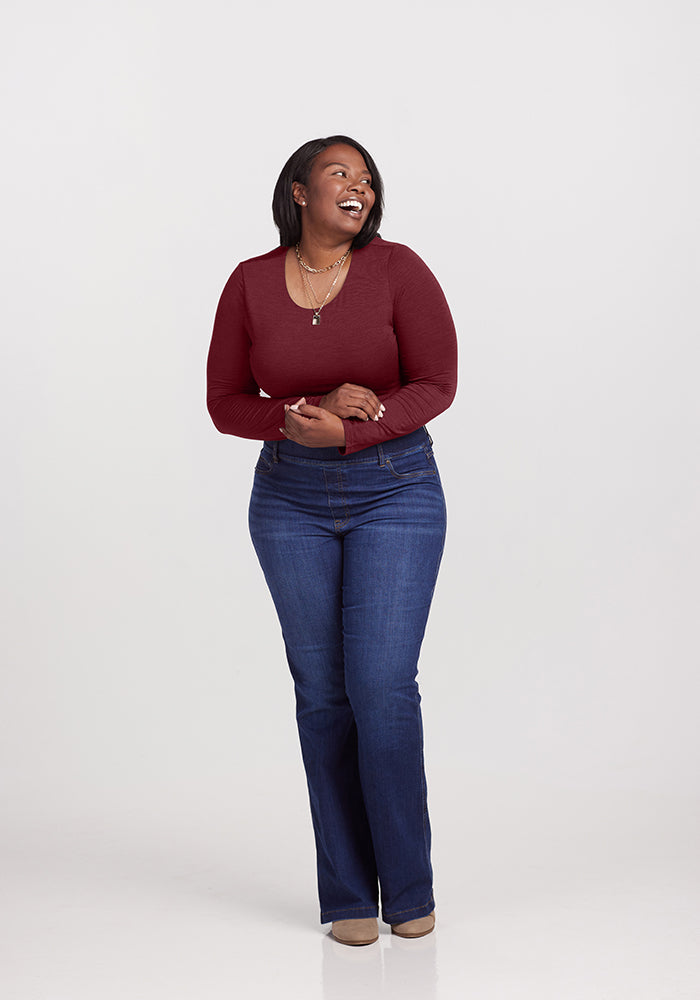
[281,143,377,326]
[272,136,383,250]
[207,135,458,946]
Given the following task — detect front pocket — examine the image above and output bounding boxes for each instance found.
[254,451,274,475]
[384,448,437,480]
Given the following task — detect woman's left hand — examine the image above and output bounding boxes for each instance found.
[281,400,346,448]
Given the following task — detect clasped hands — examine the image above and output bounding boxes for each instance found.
[280,383,385,448]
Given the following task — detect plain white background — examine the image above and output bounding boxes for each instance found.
[2,1,698,997]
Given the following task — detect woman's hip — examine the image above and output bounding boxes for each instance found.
[249,427,445,530]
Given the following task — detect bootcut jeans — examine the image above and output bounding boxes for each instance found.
[248,426,446,925]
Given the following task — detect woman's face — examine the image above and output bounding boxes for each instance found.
[293,143,376,244]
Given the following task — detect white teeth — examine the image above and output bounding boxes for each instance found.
[339,200,363,211]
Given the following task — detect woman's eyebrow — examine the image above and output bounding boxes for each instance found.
[323,161,371,175]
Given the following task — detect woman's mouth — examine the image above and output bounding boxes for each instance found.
[338,199,364,219]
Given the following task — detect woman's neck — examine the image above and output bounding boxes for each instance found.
[296,233,353,270]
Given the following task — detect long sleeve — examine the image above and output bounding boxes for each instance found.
[206,265,320,440]
[341,245,457,454]
[206,241,456,451]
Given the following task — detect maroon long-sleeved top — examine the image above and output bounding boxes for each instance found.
[206,237,458,455]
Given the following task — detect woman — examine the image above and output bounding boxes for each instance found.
[207,135,457,946]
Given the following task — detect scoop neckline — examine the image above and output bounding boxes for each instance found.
[282,245,357,315]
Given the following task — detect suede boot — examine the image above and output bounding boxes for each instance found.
[391,911,436,939]
[330,917,379,946]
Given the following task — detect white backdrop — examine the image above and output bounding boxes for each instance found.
[2,1,699,996]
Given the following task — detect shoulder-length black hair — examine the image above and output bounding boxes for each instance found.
[272,135,384,249]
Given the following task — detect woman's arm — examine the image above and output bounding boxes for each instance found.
[206,265,322,441]
[340,245,458,455]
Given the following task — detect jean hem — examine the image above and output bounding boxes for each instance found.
[383,895,435,925]
[320,904,379,924]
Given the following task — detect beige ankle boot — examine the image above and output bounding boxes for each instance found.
[391,911,435,939]
[331,917,379,946]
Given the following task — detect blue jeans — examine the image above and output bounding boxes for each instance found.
[248,427,446,925]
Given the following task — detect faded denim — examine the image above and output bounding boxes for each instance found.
[248,427,446,925]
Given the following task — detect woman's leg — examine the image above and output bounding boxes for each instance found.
[248,455,379,922]
[340,463,447,926]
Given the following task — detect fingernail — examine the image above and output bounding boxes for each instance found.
[380,404,386,412]
[284,404,289,412]
[374,415,379,421]
[290,404,300,411]
[278,428,285,433]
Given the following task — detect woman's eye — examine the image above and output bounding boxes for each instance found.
[331,170,371,185]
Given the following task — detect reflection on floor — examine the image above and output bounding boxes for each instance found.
[2,773,699,999]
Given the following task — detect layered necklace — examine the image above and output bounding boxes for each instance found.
[295,243,351,326]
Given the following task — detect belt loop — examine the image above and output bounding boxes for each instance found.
[377,442,385,467]
[272,441,279,463]
[426,428,434,447]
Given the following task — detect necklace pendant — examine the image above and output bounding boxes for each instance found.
[312,313,321,326]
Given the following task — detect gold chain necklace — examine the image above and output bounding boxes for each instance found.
[297,254,349,325]
[295,243,351,274]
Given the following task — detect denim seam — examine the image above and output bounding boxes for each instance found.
[334,468,349,531]
[323,467,350,532]
[263,428,431,468]
[384,451,436,480]
[321,904,379,917]
[271,444,429,469]
[384,896,435,920]
[420,738,431,880]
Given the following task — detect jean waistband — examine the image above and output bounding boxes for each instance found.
[263,426,433,465]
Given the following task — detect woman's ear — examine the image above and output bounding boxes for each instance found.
[292,181,307,207]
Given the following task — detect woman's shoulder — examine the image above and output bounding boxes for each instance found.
[217,246,286,303]
[361,237,435,281]
[361,236,414,258]
[237,245,287,269]
[223,245,286,290]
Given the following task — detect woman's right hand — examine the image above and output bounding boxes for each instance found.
[319,384,385,422]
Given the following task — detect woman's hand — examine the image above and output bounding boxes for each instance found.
[319,384,385,422]
[281,399,346,448]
